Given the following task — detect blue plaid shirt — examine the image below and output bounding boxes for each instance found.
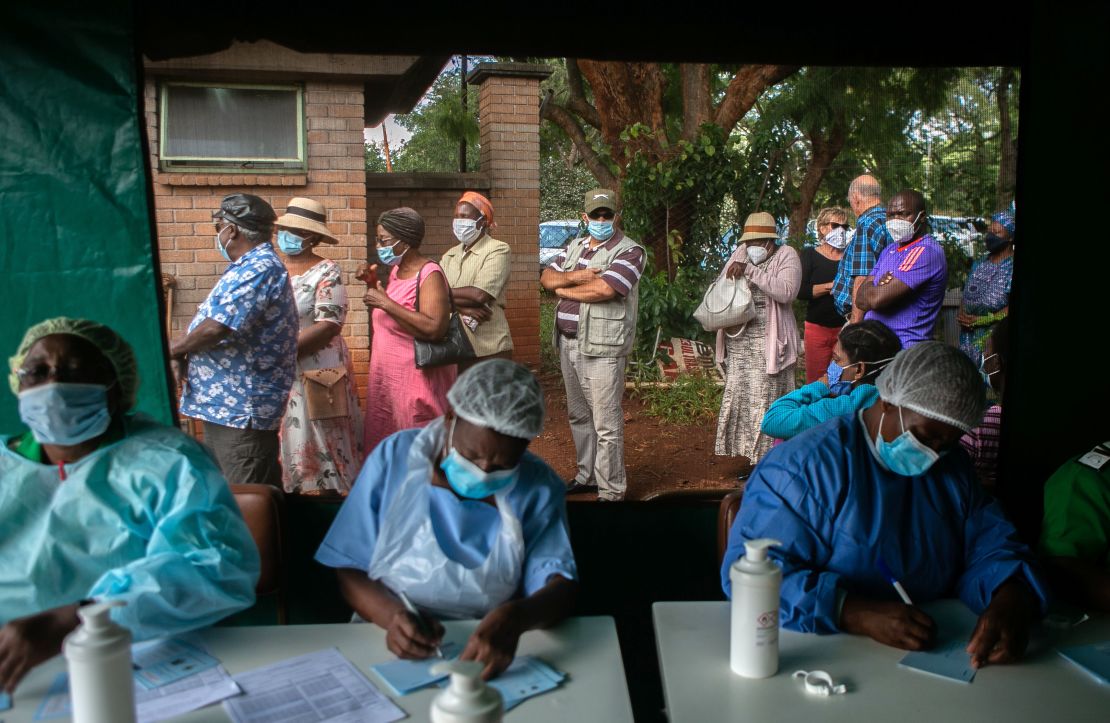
[181,243,298,430]
[832,205,890,315]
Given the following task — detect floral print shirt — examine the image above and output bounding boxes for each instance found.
[180,243,298,430]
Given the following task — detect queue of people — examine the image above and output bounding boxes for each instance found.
[7,181,1101,696]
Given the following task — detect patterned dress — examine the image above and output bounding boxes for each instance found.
[959,255,1013,365]
[362,263,457,456]
[280,260,363,494]
[715,286,796,464]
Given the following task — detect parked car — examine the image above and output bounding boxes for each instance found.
[539,220,582,272]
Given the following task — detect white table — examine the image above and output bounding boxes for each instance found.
[654,600,1109,723]
[5,616,632,722]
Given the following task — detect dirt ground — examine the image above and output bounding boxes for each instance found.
[529,369,752,501]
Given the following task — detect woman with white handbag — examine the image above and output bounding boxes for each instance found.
[713,211,802,466]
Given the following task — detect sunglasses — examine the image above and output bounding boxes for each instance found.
[829,222,851,231]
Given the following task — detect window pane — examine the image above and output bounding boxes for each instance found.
[163,86,300,161]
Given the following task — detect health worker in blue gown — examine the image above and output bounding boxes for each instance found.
[722,341,1048,669]
[0,318,260,693]
[317,359,578,679]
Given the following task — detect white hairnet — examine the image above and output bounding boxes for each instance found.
[875,341,986,433]
[447,359,545,439]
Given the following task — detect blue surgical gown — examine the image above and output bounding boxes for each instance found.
[316,419,577,597]
[721,412,1048,634]
[0,415,259,639]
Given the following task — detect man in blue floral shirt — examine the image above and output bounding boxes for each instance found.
[170,193,298,487]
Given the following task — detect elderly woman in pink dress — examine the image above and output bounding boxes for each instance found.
[714,211,802,466]
[359,207,455,455]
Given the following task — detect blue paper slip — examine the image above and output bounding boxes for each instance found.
[1,690,12,711]
[132,637,220,689]
[32,673,70,720]
[898,604,978,684]
[370,641,463,696]
[488,656,567,712]
[1058,641,1110,685]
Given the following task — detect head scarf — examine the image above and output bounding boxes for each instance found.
[9,317,139,410]
[992,211,1016,237]
[458,192,496,228]
[377,207,426,247]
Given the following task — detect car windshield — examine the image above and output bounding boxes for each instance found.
[540,223,579,249]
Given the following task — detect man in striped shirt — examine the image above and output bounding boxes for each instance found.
[855,190,948,348]
[540,189,646,501]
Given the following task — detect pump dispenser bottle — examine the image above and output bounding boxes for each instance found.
[64,601,136,723]
[430,660,503,723]
[729,538,783,678]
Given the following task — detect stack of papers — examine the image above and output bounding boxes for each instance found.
[897,604,978,684]
[369,641,463,695]
[133,637,220,689]
[487,656,567,712]
[1058,641,1110,685]
[223,647,406,723]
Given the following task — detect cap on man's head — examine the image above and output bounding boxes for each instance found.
[212,193,277,232]
[585,188,618,214]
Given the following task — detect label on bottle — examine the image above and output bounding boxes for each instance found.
[755,609,779,647]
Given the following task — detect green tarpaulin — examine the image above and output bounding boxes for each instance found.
[0,3,172,430]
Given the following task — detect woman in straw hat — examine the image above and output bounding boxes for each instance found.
[274,197,363,494]
[714,211,802,467]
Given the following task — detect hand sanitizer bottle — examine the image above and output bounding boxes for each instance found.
[430,660,503,723]
[729,538,783,679]
[64,601,136,723]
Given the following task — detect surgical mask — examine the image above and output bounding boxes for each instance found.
[980,353,1000,389]
[885,213,921,245]
[587,219,615,241]
[984,233,1009,253]
[439,419,519,499]
[746,245,769,265]
[215,226,232,262]
[277,229,306,255]
[18,382,112,446]
[874,407,940,477]
[452,218,483,246]
[826,360,858,386]
[824,227,848,249]
[377,241,406,266]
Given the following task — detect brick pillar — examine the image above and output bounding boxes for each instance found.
[467,63,552,368]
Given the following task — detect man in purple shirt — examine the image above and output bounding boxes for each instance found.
[855,190,948,348]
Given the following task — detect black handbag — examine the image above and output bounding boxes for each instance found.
[412,263,477,369]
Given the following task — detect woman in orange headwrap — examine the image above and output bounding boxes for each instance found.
[440,191,514,372]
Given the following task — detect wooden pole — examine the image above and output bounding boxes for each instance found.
[381,122,393,173]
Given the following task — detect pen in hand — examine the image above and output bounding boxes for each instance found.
[877,557,914,605]
[398,591,444,659]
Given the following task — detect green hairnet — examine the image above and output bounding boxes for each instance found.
[447,359,545,439]
[875,341,986,433]
[8,317,140,410]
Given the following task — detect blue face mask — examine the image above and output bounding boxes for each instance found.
[18,382,112,446]
[587,219,615,241]
[377,241,406,266]
[439,419,519,499]
[277,229,306,255]
[874,407,940,477]
[215,226,232,262]
[979,353,1000,390]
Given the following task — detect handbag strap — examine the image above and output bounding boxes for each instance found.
[413,262,458,314]
[703,277,742,314]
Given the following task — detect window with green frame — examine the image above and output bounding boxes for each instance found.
[159,82,306,172]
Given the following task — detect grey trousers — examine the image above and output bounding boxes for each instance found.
[559,335,628,500]
[202,421,283,488]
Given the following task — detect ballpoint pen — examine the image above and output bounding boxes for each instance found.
[877,556,914,605]
[398,591,445,658]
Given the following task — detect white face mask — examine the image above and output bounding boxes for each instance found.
[452,218,483,245]
[824,227,848,249]
[885,212,921,245]
[746,245,769,265]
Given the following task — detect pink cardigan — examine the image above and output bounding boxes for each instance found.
[714,243,802,374]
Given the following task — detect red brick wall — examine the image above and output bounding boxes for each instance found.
[145,80,370,398]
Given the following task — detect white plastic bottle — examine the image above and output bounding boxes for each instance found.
[430,660,503,723]
[64,601,136,723]
[729,538,783,679]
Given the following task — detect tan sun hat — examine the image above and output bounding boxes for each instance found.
[738,211,780,243]
[275,197,338,244]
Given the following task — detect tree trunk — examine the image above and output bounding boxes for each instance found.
[995,68,1018,210]
[788,119,847,242]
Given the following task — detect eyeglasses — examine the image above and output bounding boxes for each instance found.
[376,236,399,247]
[16,363,90,386]
[829,222,851,231]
